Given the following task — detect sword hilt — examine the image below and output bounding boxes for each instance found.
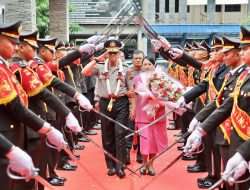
[7,166,39,181]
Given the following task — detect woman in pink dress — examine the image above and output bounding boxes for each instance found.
[134,56,168,176]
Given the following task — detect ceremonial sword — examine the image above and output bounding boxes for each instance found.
[7,167,58,190]
[139,152,184,190]
[208,166,250,190]
[133,132,190,174]
[79,106,147,139]
[125,108,176,139]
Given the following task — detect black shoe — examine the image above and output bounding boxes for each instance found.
[147,168,155,176]
[78,136,90,142]
[47,177,64,186]
[174,132,184,137]
[182,155,197,161]
[136,153,143,164]
[126,148,131,165]
[92,124,101,130]
[177,145,185,151]
[107,168,116,176]
[167,125,176,130]
[74,153,80,160]
[198,177,217,188]
[74,144,85,150]
[116,169,126,178]
[84,129,97,135]
[197,175,212,183]
[187,164,206,173]
[140,166,147,175]
[56,176,67,182]
[56,163,77,171]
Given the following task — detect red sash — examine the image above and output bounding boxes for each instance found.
[231,70,250,141]
[10,63,44,97]
[216,72,231,143]
[0,64,28,107]
[199,70,207,105]
[31,62,55,87]
[188,67,195,87]
[179,67,188,87]
[208,63,220,101]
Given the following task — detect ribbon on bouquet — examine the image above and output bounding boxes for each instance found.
[135,80,186,118]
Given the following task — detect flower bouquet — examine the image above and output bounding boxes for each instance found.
[136,68,186,118]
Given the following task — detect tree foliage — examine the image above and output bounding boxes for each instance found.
[36,0,82,37]
[36,0,49,38]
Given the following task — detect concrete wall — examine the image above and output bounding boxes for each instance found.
[49,0,69,41]
[4,0,36,32]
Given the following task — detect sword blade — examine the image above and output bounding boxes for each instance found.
[79,132,139,177]
[34,175,59,190]
[133,132,190,173]
[139,153,183,190]
[92,108,147,140]
[208,179,224,190]
[63,147,109,190]
[125,108,176,139]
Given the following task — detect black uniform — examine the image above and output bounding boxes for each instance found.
[0,133,13,156]
[197,67,250,190]
[0,59,47,190]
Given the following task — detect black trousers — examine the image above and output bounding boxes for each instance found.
[100,97,129,170]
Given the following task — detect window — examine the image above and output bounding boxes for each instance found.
[225,4,241,12]
[175,0,179,13]
[155,0,160,13]
[165,0,169,13]
[187,5,190,13]
[216,5,221,12]
[204,5,207,12]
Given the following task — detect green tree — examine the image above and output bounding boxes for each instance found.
[36,0,49,38]
[36,0,82,37]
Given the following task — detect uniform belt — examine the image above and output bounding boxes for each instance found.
[100,96,127,101]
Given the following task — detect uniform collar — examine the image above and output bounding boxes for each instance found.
[230,63,244,75]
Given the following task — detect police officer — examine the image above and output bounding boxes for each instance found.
[126,50,144,165]
[0,133,36,180]
[82,39,136,178]
[175,36,230,187]
[184,34,249,190]
[0,21,66,190]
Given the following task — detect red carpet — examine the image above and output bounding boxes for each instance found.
[53,129,208,190]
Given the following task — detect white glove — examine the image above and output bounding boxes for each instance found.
[175,96,186,109]
[46,127,66,150]
[222,152,248,185]
[188,118,199,133]
[183,129,203,154]
[169,48,184,59]
[78,43,95,53]
[159,36,171,50]
[75,93,93,111]
[151,39,162,50]
[87,35,104,44]
[6,147,35,180]
[95,42,104,51]
[66,112,81,134]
